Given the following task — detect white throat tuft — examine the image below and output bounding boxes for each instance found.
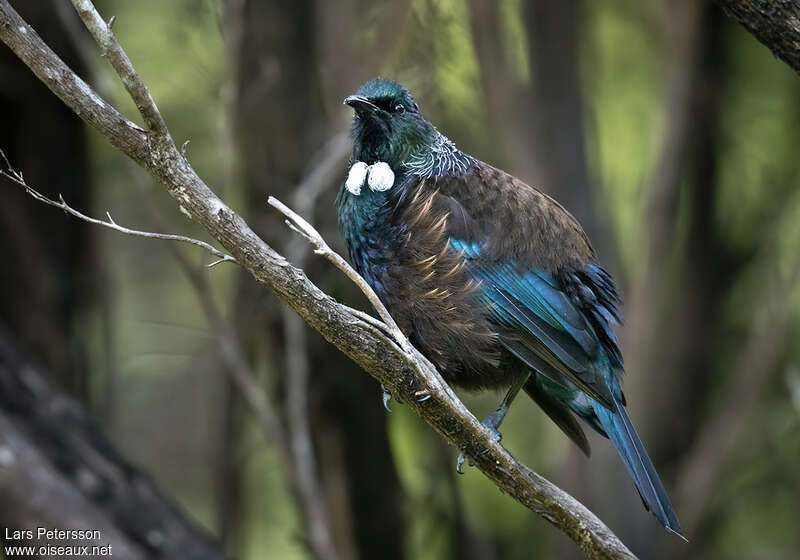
[367,161,395,192]
[345,161,368,195]
[345,161,396,195]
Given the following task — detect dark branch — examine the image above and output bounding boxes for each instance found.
[714,0,800,76]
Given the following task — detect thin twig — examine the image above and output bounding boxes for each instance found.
[268,197,411,355]
[269,196,446,396]
[0,149,236,266]
[271,194,456,410]
[340,304,395,337]
[70,0,169,136]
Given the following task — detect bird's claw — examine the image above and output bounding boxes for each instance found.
[414,389,431,402]
[455,416,504,473]
[381,384,393,412]
[456,451,467,474]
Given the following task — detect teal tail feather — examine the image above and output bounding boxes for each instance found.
[594,399,686,540]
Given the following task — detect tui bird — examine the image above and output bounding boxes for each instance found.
[336,78,683,537]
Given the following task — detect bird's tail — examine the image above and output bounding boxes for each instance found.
[593,398,686,540]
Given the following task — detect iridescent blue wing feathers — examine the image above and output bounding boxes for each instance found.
[449,239,616,408]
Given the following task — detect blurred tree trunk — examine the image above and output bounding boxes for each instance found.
[522,0,596,235]
[0,1,95,402]
[468,0,534,176]
[224,1,407,558]
[0,325,228,560]
[470,0,596,236]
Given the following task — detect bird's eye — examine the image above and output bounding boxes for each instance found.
[393,103,406,114]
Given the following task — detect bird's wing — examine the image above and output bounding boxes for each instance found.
[450,239,617,408]
[393,162,622,408]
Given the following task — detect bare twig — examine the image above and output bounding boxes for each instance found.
[269,195,449,405]
[268,197,415,357]
[69,0,169,136]
[0,150,236,266]
[0,2,638,556]
[340,304,395,337]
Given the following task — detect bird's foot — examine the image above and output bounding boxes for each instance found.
[456,414,504,474]
[380,384,393,412]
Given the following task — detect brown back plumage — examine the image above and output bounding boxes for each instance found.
[430,163,595,272]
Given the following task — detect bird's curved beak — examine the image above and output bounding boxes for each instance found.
[344,95,378,115]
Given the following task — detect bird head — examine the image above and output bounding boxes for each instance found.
[344,78,437,170]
